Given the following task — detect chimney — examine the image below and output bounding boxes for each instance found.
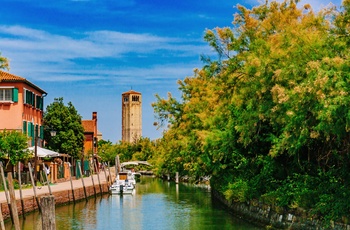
[92,112,97,120]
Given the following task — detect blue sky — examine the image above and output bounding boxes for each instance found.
[0,0,342,142]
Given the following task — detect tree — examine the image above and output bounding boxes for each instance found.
[151,0,350,223]
[43,97,84,159]
[0,52,9,70]
[0,130,30,167]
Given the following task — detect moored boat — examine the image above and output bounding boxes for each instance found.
[110,171,135,195]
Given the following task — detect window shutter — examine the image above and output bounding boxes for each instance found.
[36,95,39,108]
[31,92,35,106]
[35,124,39,138]
[23,121,27,134]
[12,88,18,102]
[40,125,44,139]
[31,123,35,146]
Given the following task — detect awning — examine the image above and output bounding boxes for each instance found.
[27,146,60,158]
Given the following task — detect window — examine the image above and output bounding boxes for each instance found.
[132,95,139,102]
[124,96,129,102]
[0,88,18,102]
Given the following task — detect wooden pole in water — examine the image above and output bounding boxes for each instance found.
[0,205,5,230]
[42,163,52,195]
[41,196,56,230]
[18,163,26,219]
[103,163,109,186]
[68,163,75,203]
[108,162,112,185]
[77,162,88,202]
[28,162,41,213]
[7,173,20,230]
[0,161,13,223]
[90,166,97,198]
[94,159,102,194]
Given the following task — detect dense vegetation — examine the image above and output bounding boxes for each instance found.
[149,0,350,224]
[1,0,350,225]
[43,97,85,159]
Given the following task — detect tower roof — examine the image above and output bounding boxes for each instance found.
[122,90,141,95]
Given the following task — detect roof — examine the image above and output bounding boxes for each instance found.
[122,90,141,95]
[82,120,95,133]
[0,70,47,94]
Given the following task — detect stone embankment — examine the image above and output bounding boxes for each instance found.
[212,189,350,230]
[1,171,112,220]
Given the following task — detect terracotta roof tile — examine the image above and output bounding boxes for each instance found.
[0,70,47,94]
[122,90,141,95]
[0,70,25,81]
[82,120,95,133]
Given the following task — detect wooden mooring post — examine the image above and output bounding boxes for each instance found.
[77,162,88,202]
[28,162,41,213]
[68,163,75,203]
[42,163,52,195]
[94,159,102,194]
[41,196,56,230]
[108,162,112,185]
[90,168,97,198]
[0,205,5,230]
[0,162,13,223]
[7,173,20,230]
[18,163,26,219]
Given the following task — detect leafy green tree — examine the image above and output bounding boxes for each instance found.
[97,140,115,163]
[0,52,9,70]
[151,0,350,223]
[0,130,30,166]
[43,97,84,159]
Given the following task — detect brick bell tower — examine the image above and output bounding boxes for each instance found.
[121,90,142,142]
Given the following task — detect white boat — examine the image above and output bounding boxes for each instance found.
[110,171,135,195]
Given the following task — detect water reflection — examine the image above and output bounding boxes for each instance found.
[5,177,259,230]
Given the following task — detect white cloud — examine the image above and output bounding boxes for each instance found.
[0,25,209,83]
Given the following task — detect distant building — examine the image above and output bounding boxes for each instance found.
[82,112,98,156]
[0,70,46,147]
[122,90,142,142]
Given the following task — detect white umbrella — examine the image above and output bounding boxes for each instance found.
[27,146,60,158]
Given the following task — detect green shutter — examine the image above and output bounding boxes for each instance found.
[36,95,39,108]
[31,123,35,146]
[23,121,27,134]
[41,97,44,110]
[40,126,44,139]
[35,125,38,138]
[12,88,18,102]
[31,92,35,106]
[26,90,31,105]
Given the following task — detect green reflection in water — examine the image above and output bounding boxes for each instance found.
[5,177,260,230]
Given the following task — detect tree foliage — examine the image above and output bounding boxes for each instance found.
[43,97,84,159]
[0,130,30,166]
[151,0,350,223]
[0,52,9,70]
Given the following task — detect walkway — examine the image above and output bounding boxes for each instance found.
[0,168,114,204]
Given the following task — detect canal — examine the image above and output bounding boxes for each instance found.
[5,176,259,229]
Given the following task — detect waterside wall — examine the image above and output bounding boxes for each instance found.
[212,189,350,230]
[1,183,109,220]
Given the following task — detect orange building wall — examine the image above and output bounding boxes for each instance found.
[0,81,44,146]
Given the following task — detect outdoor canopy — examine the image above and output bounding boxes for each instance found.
[27,146,60,158]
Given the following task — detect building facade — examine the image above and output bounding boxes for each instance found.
[122,90,142,142]
[0,70,46,146]
[82,112,98,156]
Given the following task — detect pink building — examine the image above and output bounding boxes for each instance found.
[0,70,47,147]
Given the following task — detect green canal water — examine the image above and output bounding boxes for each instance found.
[5,176,260,230]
